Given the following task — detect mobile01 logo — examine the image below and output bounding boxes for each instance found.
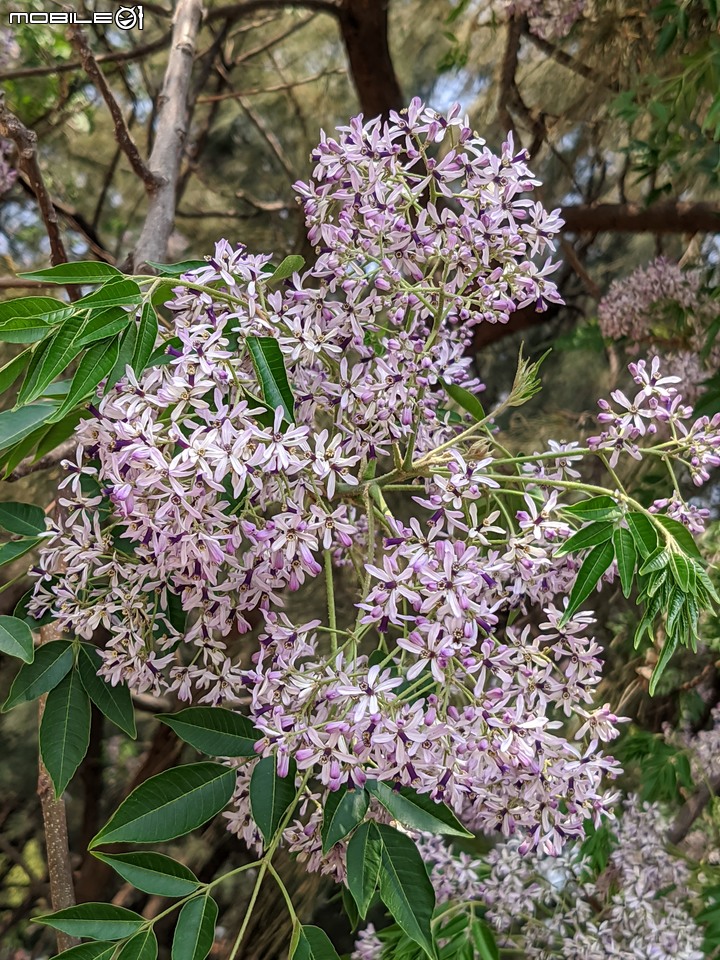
[8,5,144,30]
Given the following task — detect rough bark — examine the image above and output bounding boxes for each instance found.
[337,0,403,117]
[132,0,204,270]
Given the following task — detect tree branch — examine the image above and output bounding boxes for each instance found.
[336,0,403,117]
[206,0,340,21]
[0,94,69,269]
[132,0,204,269]
[69,27,160,190]
[0,34,171,81]
[560,201,720,234]
[667,772,720,845]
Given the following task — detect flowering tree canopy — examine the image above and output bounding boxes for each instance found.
[3,4,720,960]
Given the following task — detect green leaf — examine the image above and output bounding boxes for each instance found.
[0,295,68,323]
[650,635,680,695]
[0,615,34,663]
[246,336,295,424]
[37,903,144,940]
[105,320,139,393]
[117,929,158,960]
[670,552,692,592]
[564,496,619,522]
[639,547,670,576]
[74,308,131,348]
[50,943,117,960]
[365,781,472,838]
[18,262,123,285]
[90,762,236,847]
[0,537,41,565]
[626,512,658,559]
[132,303,159,373]
[146,259,207,277]
[76,279,142,312]
[556,521,614,556]
[345,821,382,918]
[0,350,32,394]
[0,403,58,452]
[321,786,369,852]
[0,315,56,344]
[375,824,437,959]
[171,895,218,960]
[17,313,86,405]
[442,381,485,422]
[249,755,297,843]
[470,920,499,960]
[291,925,341,960]
[2,639,73,711]
[0,500,46,536]
[560,540,615,625]
[655,514,703,560]
[267,255,305,283]
[91,851,199,897]
[77,644,136,738]
[613,527,636,598]
[54,337,120,417]
[159,706,259,757]
[40,669,91,796]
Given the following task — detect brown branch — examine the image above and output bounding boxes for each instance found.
[69,28,159,190]
[206,0,340,21]
[37,622,79,952]
[560,201,720,234]
[667,772,720,845]
[524,28,619,92]
[132,0,204,269]
[7,439,78,482]
[337,0,402,117]
[0,94,69,269]
[0,34,171,81]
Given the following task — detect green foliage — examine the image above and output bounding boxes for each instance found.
[616,729,694,803]
[321,785,370,852]
[90,762,237,847]
[38,904,145,940]
[77,644,137,738]
[291,925,341,960]
[249,755,298,843]
[2,638,73,711]
[0,615,34,662]
[158,706,259,757]
[171,895,218,960]
[91,852,200,898]
[246,335,296,424]
[364,781,472,838]
[40,668,91,797]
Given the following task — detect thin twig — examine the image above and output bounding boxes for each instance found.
[0,34,171,81]
[196,66,344,101]
[667,772,720,845]
[69,27,159,189]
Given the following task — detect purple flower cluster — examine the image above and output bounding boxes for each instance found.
[589,356,720,488]
[479,798,705,959]
[28,102,710,869]
[598,257,719,402]
[502,0,586,38]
